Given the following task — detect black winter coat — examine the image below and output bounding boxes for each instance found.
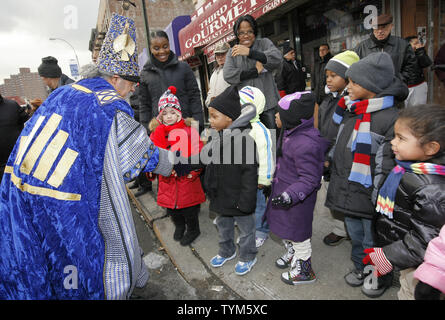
[129,85,140,122]
[318,91,344,150]
[0,96,29,179]
[354,35,418,86]
[325,77,409,219]
[204,126,258,217]
[410,47,433,86]
[374,154,445,270]
[276,59,307,94]
[139,53,204,129]
[48,74,74,94]
[312,52,332,105]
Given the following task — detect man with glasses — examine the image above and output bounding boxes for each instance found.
[354,14,417,89]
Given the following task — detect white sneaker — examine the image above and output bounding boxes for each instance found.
[255,236,267,248]
[275,241,295,269]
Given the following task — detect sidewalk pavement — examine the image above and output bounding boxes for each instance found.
[127,180,399,300]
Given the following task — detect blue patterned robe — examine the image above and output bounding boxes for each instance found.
[0,77,172,299]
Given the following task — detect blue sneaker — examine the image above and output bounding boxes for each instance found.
[210,252,236,267]
[235,257,257,275]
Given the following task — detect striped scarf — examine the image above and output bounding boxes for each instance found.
[376,160,445,219]
[333,96,394,187]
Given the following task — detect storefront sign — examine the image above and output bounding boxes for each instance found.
[179,0,288,60]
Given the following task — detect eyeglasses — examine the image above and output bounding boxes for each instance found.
[238,30,254,37]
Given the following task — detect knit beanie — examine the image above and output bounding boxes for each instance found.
[239,86,265,115]
[276,91,315,157]
[282,42,294,56]
[278,91,315,129]
[38,56,62,78]
[208,85,241,120]
[346,52,394,94]
[157,86,181,122]
[325,50,360,79]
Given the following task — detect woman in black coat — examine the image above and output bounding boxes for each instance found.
[139,30,204,132]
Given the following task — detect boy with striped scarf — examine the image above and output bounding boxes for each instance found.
[324,52,408,297]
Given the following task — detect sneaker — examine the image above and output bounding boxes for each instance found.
[255,236,267,248]
[344,269,370,287]
[212,217,218,225]
[361,272,393,298]
[281,258,317,285]
[323,232,347,246]
[235,257,257,275]
[275,241,295,269]
[210,252,236,268]
[236,236,240,245]
[134,185,152,197]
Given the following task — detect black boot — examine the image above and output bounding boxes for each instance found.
[134,185,151,197]
[128,180,139,189]
[134,172,152,196]
[180,207,201,246]
[171,214,186,241]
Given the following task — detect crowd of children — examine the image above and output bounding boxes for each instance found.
[145,51,445,300]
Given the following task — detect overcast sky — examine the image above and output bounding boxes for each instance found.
[0,0,101,84]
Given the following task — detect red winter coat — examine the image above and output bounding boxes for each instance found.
[150,119,205,209]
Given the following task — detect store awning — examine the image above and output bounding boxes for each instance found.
[178,0,289,62]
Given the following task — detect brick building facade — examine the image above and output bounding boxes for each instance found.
[0,68,47,101]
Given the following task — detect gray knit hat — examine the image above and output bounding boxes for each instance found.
[345,52,394,94]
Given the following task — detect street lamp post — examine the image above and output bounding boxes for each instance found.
[49,37,80,77]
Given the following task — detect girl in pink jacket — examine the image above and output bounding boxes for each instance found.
[414,225,445,300]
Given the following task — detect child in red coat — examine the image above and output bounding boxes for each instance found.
[150,86,205,246]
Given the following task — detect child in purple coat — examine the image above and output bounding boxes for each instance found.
[265,91,329,285]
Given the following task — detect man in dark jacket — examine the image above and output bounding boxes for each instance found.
[276,44,308,97]
[0,94,30,181]
[38,56,74,94]
[403,36,433,106]
[312,44,333,105]
[354,14,417,88]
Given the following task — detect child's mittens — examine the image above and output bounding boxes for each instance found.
[362,248,393,277]
[186,170,201,181]
[271,192,293,208]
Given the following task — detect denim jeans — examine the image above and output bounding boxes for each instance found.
[344,216,374,271]
[255,188,270,239]
[216,214,257,262]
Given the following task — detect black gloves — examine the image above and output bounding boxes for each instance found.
[271,192,292,208]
